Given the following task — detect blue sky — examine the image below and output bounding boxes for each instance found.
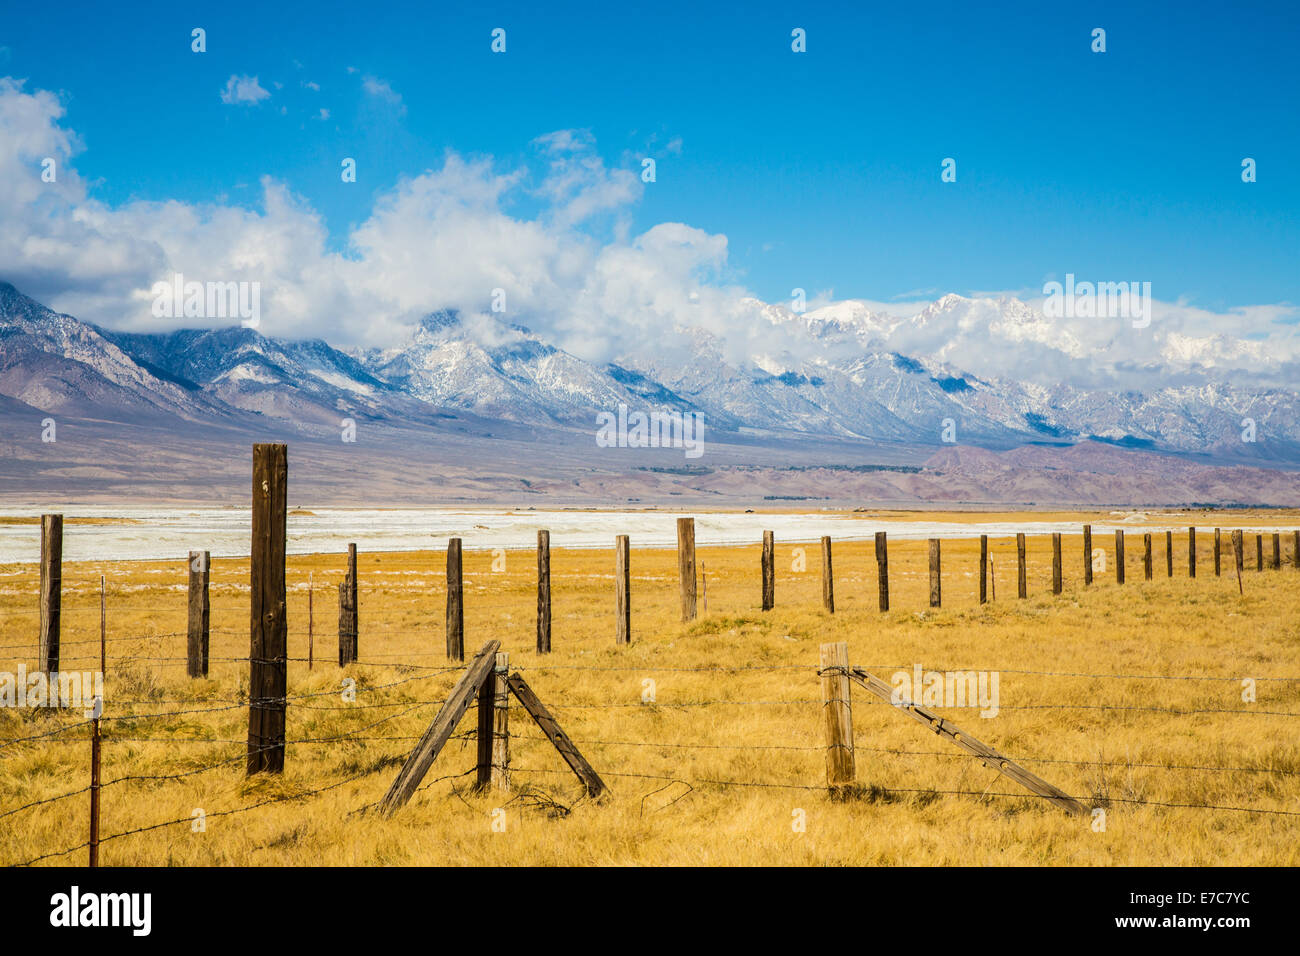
[1,0,1296,332]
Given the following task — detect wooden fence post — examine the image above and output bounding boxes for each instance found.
[537,530,551,653]
[819,642,855,797]
[761,530,775,611]
[346,544,358,658]
[1051,533,1062,595]
[1214,528,1222,577]
[875,531,889,612]
[38,514,62,677]
[248,443,287,776]
[979,534,988,604]
[1082,524,1093,586]
[1256,534,1264,572]
[307,571,314,671]
[337,582,356,666]
[1143,533,1153,581]
[1293,530,1300,570]
[477,652,509,792]
[1115,530,1125,584]
[1016,532,1027,599]
[677,518,696,622]
[1232,529,1244,594]
[1272,533,1281,570]
[1188,527,1196,578]
[446,538,464,661]
[187,550,210,678]
[928,538,941,608]
[1165,530,1173,578]
[821,536,835,613]
[615,535,631,645]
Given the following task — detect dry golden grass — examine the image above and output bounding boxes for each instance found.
[2,517,1299,866]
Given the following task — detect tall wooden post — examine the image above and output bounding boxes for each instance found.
[1143,533,1153,580]
[537,530,551,653]
[187,550,210,677]
[1188,527,1196,578]
[1256,534,1264,572]
[1051,533,1062,595]
[307,571,314,671]
[1214,528,1222,577]
[1082,524,1093,586]
[477,652,509,792]
[248,443,287,776]
[1016,532,1027,599]
[875,531,889,612]
[337,583,356,666]
[615,535,630,645]
[979,535,988,604]
[1272,533,1281,570]
[446,538,464,661]
[1232,529,1244,595]
[761,530,775,611]
[1115,530,1125,584]
[345,543,358,658]
[677,518,696,622]
[928,539,941,608]
[821,536,834,613]
[1165,531,1173,578]
[89,576,104,867]
[38,514,62,676]
[1293,530,1300,570]
[819,642,854,797]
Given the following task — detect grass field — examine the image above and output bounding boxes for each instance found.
[2,513,1299,866]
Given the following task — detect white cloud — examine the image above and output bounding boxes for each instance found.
[360,74,404,113]
[219,74,270,106]
[0,78,1296,392]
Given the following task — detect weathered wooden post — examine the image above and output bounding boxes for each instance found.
[477,652,509,792]
[979,535,988,604]
[1051,533,1062,595]
[446,538,464,661]
[346,544,358,657]
[1143,533,1153,581]
[875,531,889,612]
[821,536,835,613]
[1188,527,1197,578]
[1232,529,1244,594]
[1115,530,1125,584]
[819,642,854,797]
[1165,530,1173,578]
[615,535,631,645]
[1082,524,1093,585]
[928,538,941,608]
[677,518,696,622]
[1256,534,1264,572]
[1293,530,1300,570]
[38,514,62,677]
[248,443,287,776]
[187,550,210,678]
[1214,528,1222,577]
[1272,533,1281,570]
[1016,532,1027,599]
[537,530,551,653]
[761,530,775,611]
[337,582,355,666]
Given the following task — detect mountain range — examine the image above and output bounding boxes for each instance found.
[1,280,1297,507]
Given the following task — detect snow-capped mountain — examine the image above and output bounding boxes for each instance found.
[3,280,1299,466]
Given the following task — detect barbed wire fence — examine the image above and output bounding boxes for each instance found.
[3,520,1300,864]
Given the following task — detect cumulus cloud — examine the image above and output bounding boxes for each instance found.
[219,74,270,105]
[0,77,1296,391]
